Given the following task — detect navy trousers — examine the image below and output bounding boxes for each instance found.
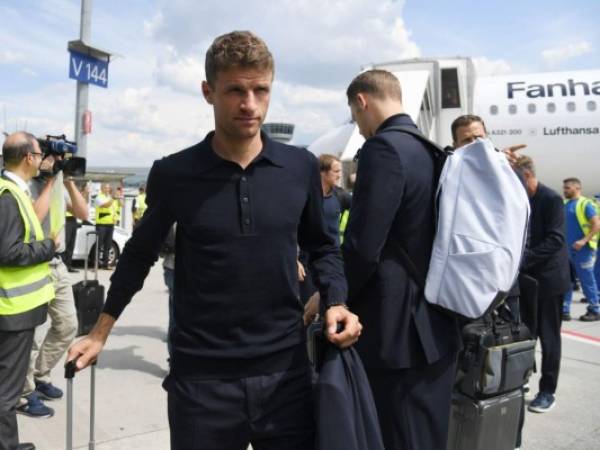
[366,352,457,450]
[164,365,314,450]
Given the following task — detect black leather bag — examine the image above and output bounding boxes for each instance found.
[456,310,536,399]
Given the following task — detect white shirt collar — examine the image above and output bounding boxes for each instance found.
[2,170,31,196]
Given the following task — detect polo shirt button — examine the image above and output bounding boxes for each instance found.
[244,219,250,225]
[241,176,247,182]
[242,197,249,203]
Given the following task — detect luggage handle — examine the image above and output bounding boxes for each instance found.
[83,231,100,283]
[65,356,97,450]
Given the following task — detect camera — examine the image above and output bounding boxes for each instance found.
[37,134,86,177]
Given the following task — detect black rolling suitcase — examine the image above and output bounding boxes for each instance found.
[72,231,105,336]
[65,358,97,450]
[447,389,523,450]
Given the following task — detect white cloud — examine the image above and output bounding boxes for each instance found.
[541,40,593,66]
[154,47,205,96]
[0,50,22,64]
[473,57,513,77]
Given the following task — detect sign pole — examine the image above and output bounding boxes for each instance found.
[74,0,92,159]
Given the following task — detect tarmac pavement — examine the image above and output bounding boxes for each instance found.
[17,264,600,449]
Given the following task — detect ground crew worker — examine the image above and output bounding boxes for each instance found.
[113,186,124,226]
[131,184,147,228]
[562,177,600,321]
[17,153,88,419]
[95,183,115,269]
[0,131,56,450]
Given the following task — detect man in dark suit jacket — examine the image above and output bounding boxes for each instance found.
[342,70,462,450]
[516,155,570,413]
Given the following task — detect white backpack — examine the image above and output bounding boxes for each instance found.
[425,138,530,319]
[385,128,530,320]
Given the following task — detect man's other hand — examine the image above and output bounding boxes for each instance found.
[502,144,527,165]
[324,305,362,348]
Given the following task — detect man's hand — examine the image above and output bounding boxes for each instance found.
[303,292,320,325]
[502,144,527,165]
[324,305,362,348]
[66,313,115,371]
[39,155,56,174]
[297,260,306,282]
[573,239,587,251]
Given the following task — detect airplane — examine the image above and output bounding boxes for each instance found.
[308,58,600,196]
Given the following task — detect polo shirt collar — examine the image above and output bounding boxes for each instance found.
[195,131,287,173]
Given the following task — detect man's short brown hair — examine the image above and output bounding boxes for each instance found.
[451,115,487,142]
[205,31,274,86]
[515,155,536,176]
[319,154,340,172]
[346,70,402,104]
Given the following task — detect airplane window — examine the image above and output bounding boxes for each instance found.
[441,69,461,108]
[588,101,597,112]
[490,105,498,115]
[566,102,576,112]
[527,104,536,114]
[508,104,517,115]
[547,102,556,113]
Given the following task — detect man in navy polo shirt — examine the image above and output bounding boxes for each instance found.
[68,31,361,450]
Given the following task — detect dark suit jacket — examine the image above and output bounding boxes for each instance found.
[522,182,571,297]
[315,345,385,450]
[343,114,461,369]
[0,174,53,331]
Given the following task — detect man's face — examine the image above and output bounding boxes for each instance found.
[102,184,111,194]
[453,121,487,148]
[563,182,579,199]
[321,160,342,190]
[202,67,273,141]
[26,141,44,177]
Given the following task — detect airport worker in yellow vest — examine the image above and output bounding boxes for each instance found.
[95,183,115,269]
[562,177,600,321]
[0,132,56,450]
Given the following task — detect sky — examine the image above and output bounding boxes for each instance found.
[1,0,598,167]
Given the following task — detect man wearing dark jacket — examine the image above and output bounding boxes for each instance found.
[0,132,56,450]
[342,70,461,450]
[516,155,570,413]
[68,31,361,450]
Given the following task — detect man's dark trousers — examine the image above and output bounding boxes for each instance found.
[165,365,314,450]
[538,295,563,393]
[0,329,34,450]
[366,353,456,450]
[95,224,114,268]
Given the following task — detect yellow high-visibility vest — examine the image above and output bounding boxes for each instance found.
[339,209,350,244]
[0,179,54,315]
[133,193,147,220]
[574,196,599,250]
[95,193,114,225]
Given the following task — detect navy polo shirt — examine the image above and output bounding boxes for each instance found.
[104,132,347,378]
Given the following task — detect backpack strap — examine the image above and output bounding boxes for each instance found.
[382,125,446,292]
[383,125,447,156]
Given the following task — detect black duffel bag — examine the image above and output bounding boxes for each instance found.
[456,308,536,399]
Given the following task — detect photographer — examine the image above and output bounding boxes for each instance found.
[17,149,88,419]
